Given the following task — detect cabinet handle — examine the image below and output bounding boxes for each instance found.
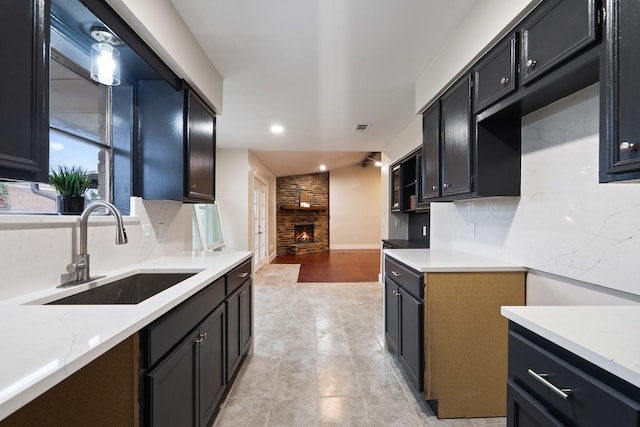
[195,332,207,344]
[392,290,401,297]
[500,77,510,86]
[191,184,197,190]
[391,270,403,277]
[526,59,537,68]
[237,272,249,278]
[619,141,638,152]
[432,185,438,191]
[527,369,572,400]
[443,183,450,189]
[240,291,247,296]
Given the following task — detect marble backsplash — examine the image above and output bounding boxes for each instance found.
[431,83,640,298]
[0,197,190,300]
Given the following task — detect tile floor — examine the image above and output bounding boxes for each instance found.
[213,264,506,427]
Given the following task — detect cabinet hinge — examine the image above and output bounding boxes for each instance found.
[597,6,606,25]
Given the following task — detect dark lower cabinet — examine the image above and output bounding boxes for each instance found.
[198,305,226,426]
[507,380,564,427]
[227,281,252,380]
[600,0,640,181]
[507,324,640,427]
[141,259,253,427]
[0,0,50,183]
[147,329,198,427]
[384,256,424,391]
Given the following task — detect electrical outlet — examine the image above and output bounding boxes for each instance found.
[142,224,152,243]
[468,222,476,238]
[422,225,427,237]
[158,223,166,241]
[395,219,401,228]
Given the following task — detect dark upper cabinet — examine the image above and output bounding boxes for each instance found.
[138,80,185,201]
[600,0,640,181]
[473,35,517,113]
[186,89,216,202]
[441,75,472,197]
[138,82,216,202]
[422,102,440,200]
[390,164,401,212]
[0,0,50,183]
[520,0,599,86]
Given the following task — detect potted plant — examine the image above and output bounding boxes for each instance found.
[49,165,91,214]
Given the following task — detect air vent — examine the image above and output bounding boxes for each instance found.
[353,123,369,133]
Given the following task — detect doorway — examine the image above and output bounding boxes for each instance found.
[253,175,268,270]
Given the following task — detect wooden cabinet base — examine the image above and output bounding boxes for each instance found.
[424,271,525,419]
[1,335,139,427]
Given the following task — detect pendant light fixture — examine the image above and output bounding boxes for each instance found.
[89,26,121,86]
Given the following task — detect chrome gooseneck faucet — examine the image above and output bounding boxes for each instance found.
[60,201,128,287]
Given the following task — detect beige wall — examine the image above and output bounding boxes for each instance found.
[329,164,381,249]
[216,148,249,252]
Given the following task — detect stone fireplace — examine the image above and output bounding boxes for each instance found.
[294,224,314,243]
[276,172,329,255]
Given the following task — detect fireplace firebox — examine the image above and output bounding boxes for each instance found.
[294,224,314,243]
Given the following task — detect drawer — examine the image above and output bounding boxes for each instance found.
[226,259,252,295]
[473,35,517,112]
[520,0,599,85]
[384,256,423,300]
[146,276,225,367]
[508,331,640,426]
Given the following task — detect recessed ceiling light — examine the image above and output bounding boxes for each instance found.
[270,124,284,134]
[319,164,327,171]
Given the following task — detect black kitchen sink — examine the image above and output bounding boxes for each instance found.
[47,272,197,305]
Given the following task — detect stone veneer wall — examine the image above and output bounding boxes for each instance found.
[276,172,329,255]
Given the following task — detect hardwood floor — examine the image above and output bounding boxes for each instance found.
[272,249,381,282]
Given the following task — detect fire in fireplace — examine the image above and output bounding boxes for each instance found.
[294,224,314,243]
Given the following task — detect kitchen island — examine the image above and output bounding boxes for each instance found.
[0,250,252,424]
[384,248,526,418]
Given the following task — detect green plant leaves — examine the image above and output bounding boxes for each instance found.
[49,165,92,196]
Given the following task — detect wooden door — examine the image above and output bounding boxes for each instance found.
[199,304,226,426]
[421,102,440,200]
[187,90,215,201]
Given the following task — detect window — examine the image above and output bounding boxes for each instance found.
[192,203,225,251]
[0,55,112,214]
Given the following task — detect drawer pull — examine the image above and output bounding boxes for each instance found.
[527,369,572,400]
[392,290,401,297]
[619,141,637,152]
[391,271,403,277]
[237,272,249,278]
[500,77,510,86]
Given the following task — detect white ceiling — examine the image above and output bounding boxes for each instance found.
[170,0,477,176]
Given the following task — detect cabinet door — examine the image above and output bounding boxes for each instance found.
[384,280,400,354]
[520,0,598,85]
[473,35,517,112]
[601,0,640,180]
[239,281,252,355]
[422,102,440,200]
[0,0,50,182]
[399,288,423,391]
[147,331,198,427]
[390,164,401,211]
[138,80,184,201]
[226,286,242,379]
[441,76,472,197]
[186,90,216,201]
[507,380,564,427]
[199,304,226,427]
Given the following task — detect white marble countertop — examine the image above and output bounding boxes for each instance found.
[501,305,640,389]
[0,250,252,422]
[384,248,527,272]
